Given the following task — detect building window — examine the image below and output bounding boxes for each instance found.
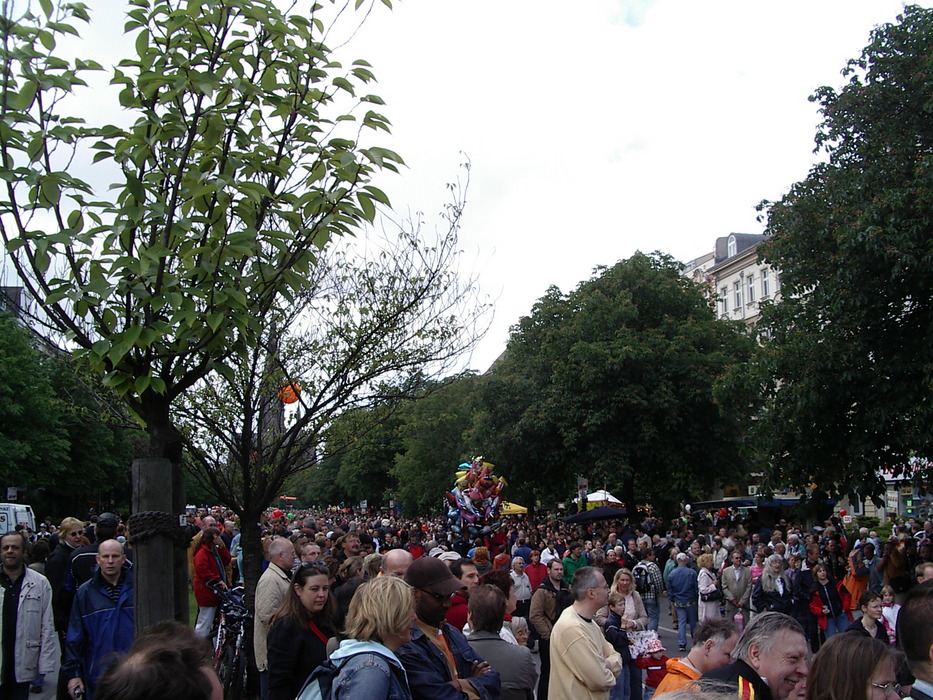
[720,287,728,314]
[761,268,770,297]
[728,236,737,258]
[747,275,755,303]
[734,281,742,309]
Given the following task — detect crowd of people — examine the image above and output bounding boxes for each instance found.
[5,504,933,700]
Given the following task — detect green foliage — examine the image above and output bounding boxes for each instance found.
[0,311,137,516]
[735,6,933,505]
[478,252,754,511]
[391,373,484,515]
[0,0,400,450]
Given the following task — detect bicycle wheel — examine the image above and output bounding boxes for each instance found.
[217,644,236,696]
[227,648,247,700]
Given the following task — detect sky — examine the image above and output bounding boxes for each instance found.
[345,0,924,372]
[3,0,925,372]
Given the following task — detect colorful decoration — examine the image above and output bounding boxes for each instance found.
[444,456,506,537]
[277,382,301,404]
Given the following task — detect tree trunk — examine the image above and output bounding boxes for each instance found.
[132,457,175,634]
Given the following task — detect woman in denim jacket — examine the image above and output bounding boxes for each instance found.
[331,576,414,700]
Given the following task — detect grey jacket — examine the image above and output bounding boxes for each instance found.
[467,630,536,700]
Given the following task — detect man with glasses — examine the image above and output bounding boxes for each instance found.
[397,556,500,700]
[549,566,622,700]
[254,538,295,700]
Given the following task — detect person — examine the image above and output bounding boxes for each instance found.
[637,548,665,632]
[254,538,294,700]
[299,541,322,563]
[562,542,586,584]
[668,553,699,652]
[473,547,492,575]
[753,554,794,616]
[696,554,722,623]
[654,617,739,696]
[45,517,85,634]
[446,557,480,631]
[396,555,500,700]
[916,561,933,586]
[66,513,121,593]
[549,567,622,700]
[635,637,669,699]
[898,580,933,700]
[335,532,362,563]
[604,590,641,700]
[880,586,900,645]
[703,612,808,700]
[94,620,223,700]
[329,576,415,700]
[848,590,889,643]
[63,539,134,700]
[525,550,547,591]
[381,549,413,579]
[266,562,336,700]
[844,543,875,610]
[467,584,537,700]
[192,526,231,638]
[529,559,572,700]
[804,633,899,700]
[510,557,532,620]
[596,568,649,630]
[0,531,59,700]
[722,550,752,630]
[808,563,852,641]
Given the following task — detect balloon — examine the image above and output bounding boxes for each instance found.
[839,509,847,517]
[271,509,283,519]
[277,382,301,404]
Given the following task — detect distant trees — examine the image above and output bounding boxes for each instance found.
[477,253,754,511]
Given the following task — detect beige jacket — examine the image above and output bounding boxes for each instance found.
[253,563,292,671]
[549,606,622,700]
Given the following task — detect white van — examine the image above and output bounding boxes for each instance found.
[0,503,36,533]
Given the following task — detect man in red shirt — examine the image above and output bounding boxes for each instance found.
[525,549,547,591]
[444,558,479,631]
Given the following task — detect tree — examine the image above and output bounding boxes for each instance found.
[174,203,486,607]
[735,6,933,505]
[478,252,754,512]
[391,372,484,515]
[0,311,139,516]
[0,0,399,625]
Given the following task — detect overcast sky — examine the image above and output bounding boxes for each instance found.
[347,0,923,372]
[6,0,924,372]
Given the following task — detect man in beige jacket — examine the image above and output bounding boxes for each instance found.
[254,538,295,700]
[549,566,622,700]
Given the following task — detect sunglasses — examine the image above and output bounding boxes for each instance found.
[416,587,454,603]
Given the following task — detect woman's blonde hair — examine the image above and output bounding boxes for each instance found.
[343,576,414,644]
[697,553,714,570]
[59,517,84,539]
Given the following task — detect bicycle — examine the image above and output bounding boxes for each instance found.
[210,582,251,700]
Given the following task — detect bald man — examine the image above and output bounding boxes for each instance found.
[255,538,295,700]
[381,549,414,578]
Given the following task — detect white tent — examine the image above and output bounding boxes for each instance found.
[573,489,622,505]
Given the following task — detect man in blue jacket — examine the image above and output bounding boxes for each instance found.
[397,556,500,700]
[64,539,134,699]
[668,552,699,651]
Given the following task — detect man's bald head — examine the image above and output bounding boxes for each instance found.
[381,549,413,578]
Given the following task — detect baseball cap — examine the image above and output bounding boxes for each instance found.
[97,513,119,526]
[405,556,463,597]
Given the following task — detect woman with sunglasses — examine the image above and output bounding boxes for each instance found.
[330,576,416,700]
[805,633,901,700]
[267,562,336,700]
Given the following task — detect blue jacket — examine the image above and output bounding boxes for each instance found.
[332,639,412,700]
[396,622,500,700]
[668,565,698,605]
[63,565,134,699]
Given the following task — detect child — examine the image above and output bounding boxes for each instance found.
[881,584,901,644]
[634,637,669,699]
[604,591,636,700]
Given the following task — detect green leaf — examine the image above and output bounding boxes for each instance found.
[39,0,53,18]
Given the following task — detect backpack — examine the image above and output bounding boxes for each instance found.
[297,657,346,700]
[633,562,650,594]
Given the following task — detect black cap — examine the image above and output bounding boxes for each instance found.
[97,513,119,526]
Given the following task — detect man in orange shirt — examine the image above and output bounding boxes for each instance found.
[654,617,738,696]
